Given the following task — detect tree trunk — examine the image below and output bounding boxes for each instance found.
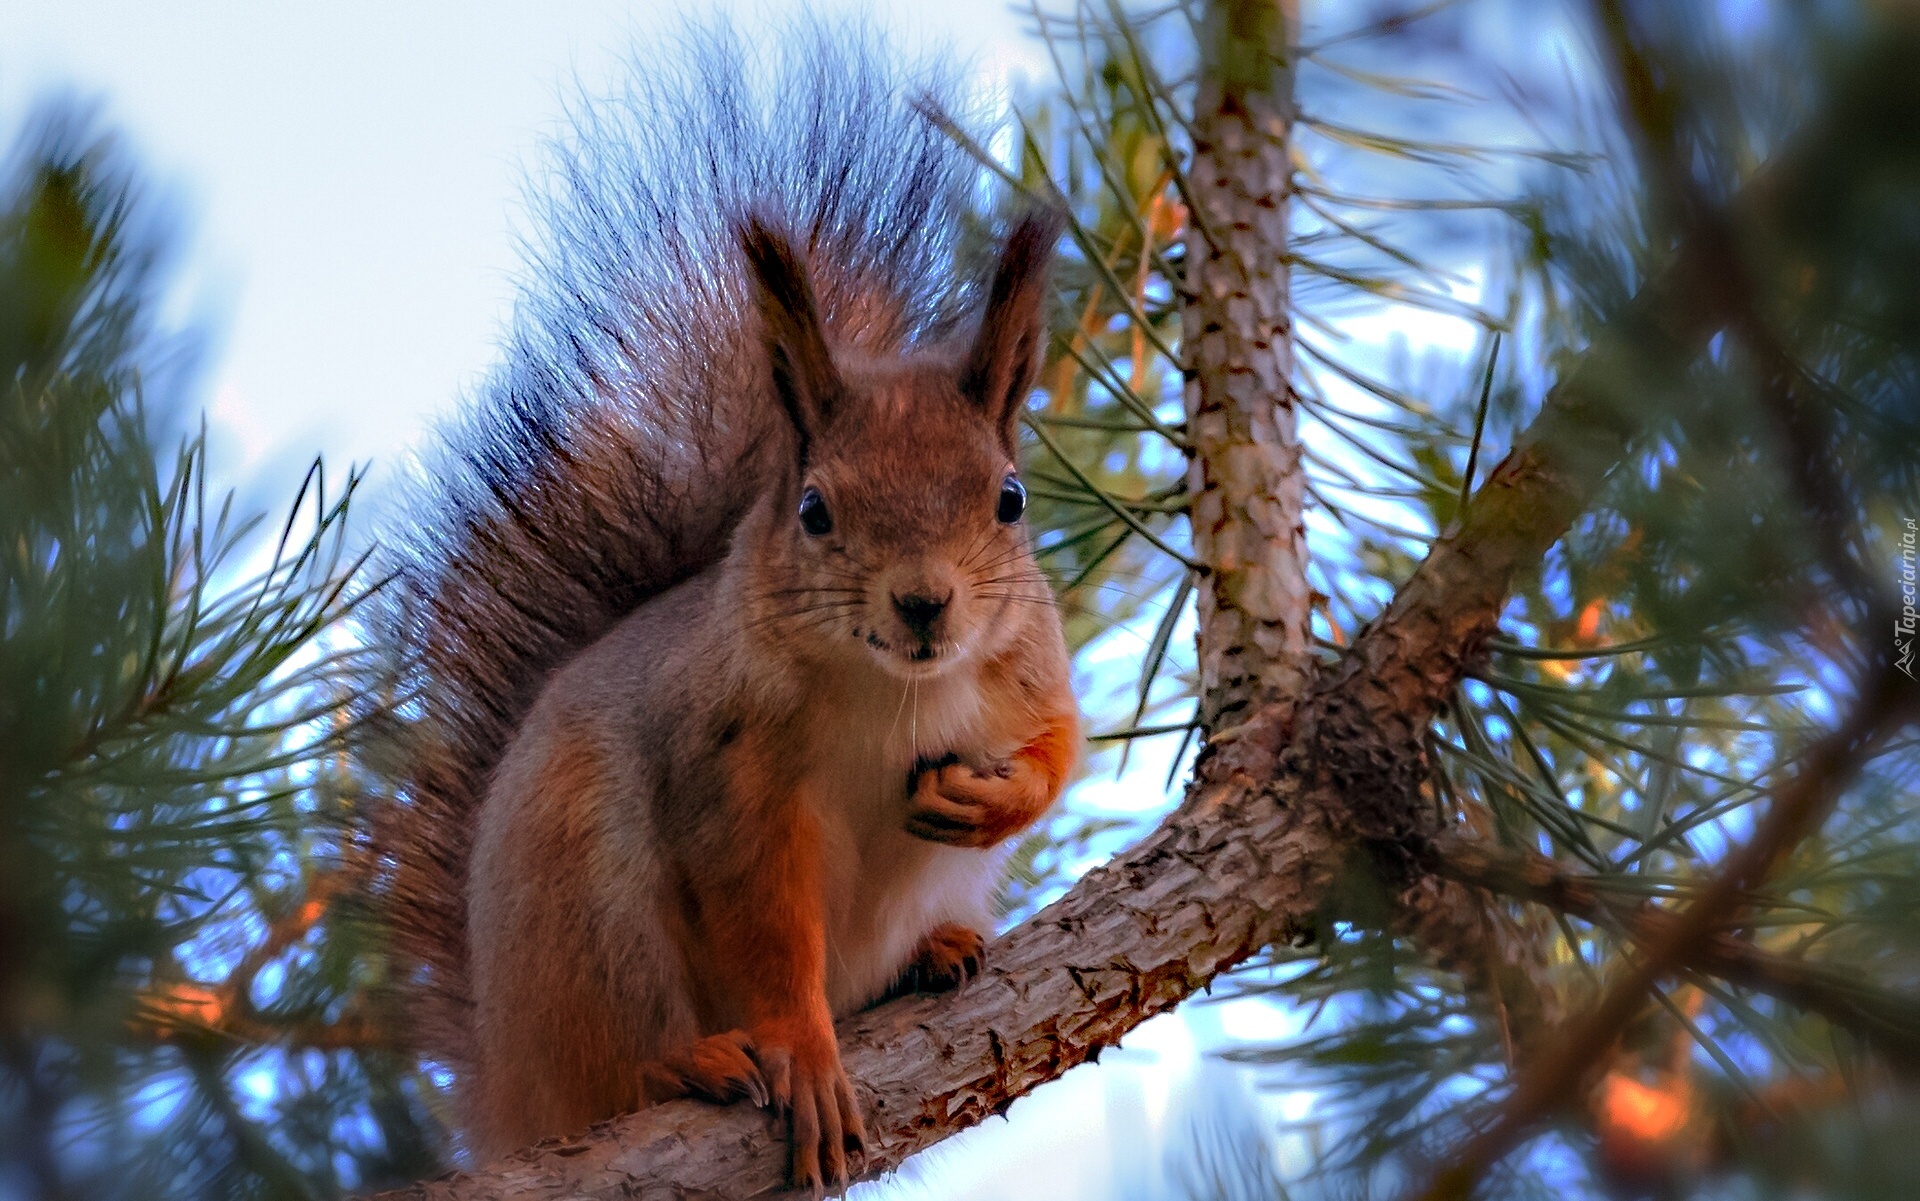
[1182,0,1314,732]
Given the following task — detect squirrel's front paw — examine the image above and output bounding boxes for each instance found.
[754,1026,866,1189]
[906,758,1046,848]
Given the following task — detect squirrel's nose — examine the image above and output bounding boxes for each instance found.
[891,591,951,640]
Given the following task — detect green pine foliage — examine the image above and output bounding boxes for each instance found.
[0,106,436,1200]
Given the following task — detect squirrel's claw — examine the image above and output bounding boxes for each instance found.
[760,1043,793,1114]
[745,1070,770,1110]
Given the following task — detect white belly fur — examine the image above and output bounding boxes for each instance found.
[803,669,1006,1015]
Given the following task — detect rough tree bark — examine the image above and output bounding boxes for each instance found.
[1181,0,1315,732]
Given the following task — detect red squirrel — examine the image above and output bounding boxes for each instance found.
[367,27,1078,1188]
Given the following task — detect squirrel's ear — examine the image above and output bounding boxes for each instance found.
[961,209,1064,446]
[739,215,841,451]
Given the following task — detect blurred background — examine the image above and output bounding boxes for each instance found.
[4,1,1918,1198]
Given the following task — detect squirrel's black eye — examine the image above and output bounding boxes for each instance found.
[996,474,1027,525]
[798,486,832,536]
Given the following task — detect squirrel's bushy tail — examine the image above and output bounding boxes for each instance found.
[364,21,991,1077]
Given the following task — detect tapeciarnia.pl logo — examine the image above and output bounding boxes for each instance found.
[1899,517,1917,680]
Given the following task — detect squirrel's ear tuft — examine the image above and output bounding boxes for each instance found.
[961,208,1064,447]
[739,214,840,451]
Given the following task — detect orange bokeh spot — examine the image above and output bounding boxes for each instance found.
[1575,598,1606,645]
[1598,1070,1689,1143]
[144,981,225,1032]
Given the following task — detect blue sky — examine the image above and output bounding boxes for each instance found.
[1,0,1051,494]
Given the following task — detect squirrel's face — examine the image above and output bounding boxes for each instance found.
[735,211,1064,682]
[751,365,1049,681]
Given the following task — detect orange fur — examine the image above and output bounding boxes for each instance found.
[466,734,645,1153]
[689,750,865,1185]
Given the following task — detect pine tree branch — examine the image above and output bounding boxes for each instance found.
[1392,872,1565,1063]
[129,863,390,1052]
[1298,132,1739,1060]
[1406,17,1919,1191]
[221,867,356,1026]
[134,1009,395,1053]
[364,144,1742,1201]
